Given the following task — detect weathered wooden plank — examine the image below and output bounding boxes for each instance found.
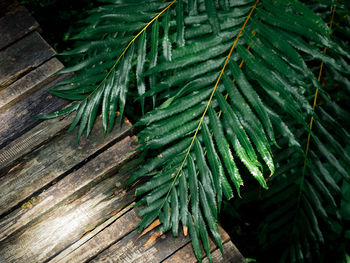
[162,227,231,263]
[0,6,39,50]
[202,242,246,263]
[0,58,64,113]
[0,73,70,149]
[0,105,73,173]
[89,226,190,263]
[0,117,132,217]
[0,0,19,17]
[49,206,139,263]
[0,31,55,89]
[0,155,138,263]
[47,204,236,263]
[0,135,137,241]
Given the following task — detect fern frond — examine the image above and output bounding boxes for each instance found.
[40,0,177,139]
[130,1,349,260]
[38,0,350,261]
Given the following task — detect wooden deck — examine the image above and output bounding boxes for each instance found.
[0,4,245,263]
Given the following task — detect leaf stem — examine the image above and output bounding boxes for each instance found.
[297,4,336,209]
[83,0,177,101]
[156,0,260,223]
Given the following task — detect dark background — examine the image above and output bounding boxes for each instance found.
[21,0,97,53]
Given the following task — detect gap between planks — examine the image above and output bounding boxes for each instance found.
[0,12,241,259]
[48,203,136,263]
[51,206,235,263]
[0,106,73,173]
[0,5,39,50]
[0,141,139,262]
[0,70,71,150]
[0,134,138,242]
[0,31,55,89]
[161,227,232,263]
[0,58,64,113]
[0,116,133,217]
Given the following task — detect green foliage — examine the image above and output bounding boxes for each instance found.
[38,0,350,261]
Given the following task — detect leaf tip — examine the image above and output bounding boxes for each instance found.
[142,231,162,247]
[183,225,188,236]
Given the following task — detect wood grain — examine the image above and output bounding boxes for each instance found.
[162,226,231,263]
[0,105,73,173]
[0,31,55,89]
[0,58,64,113]
[202,242,246,263]
[0,6,39,50]
[49,206,140,263]
[0,117,132,217]
[0,5,243,262]
[0,154,138,263]
[89,227,190,263]
[0,73,70,149]
[0,135,137,241]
